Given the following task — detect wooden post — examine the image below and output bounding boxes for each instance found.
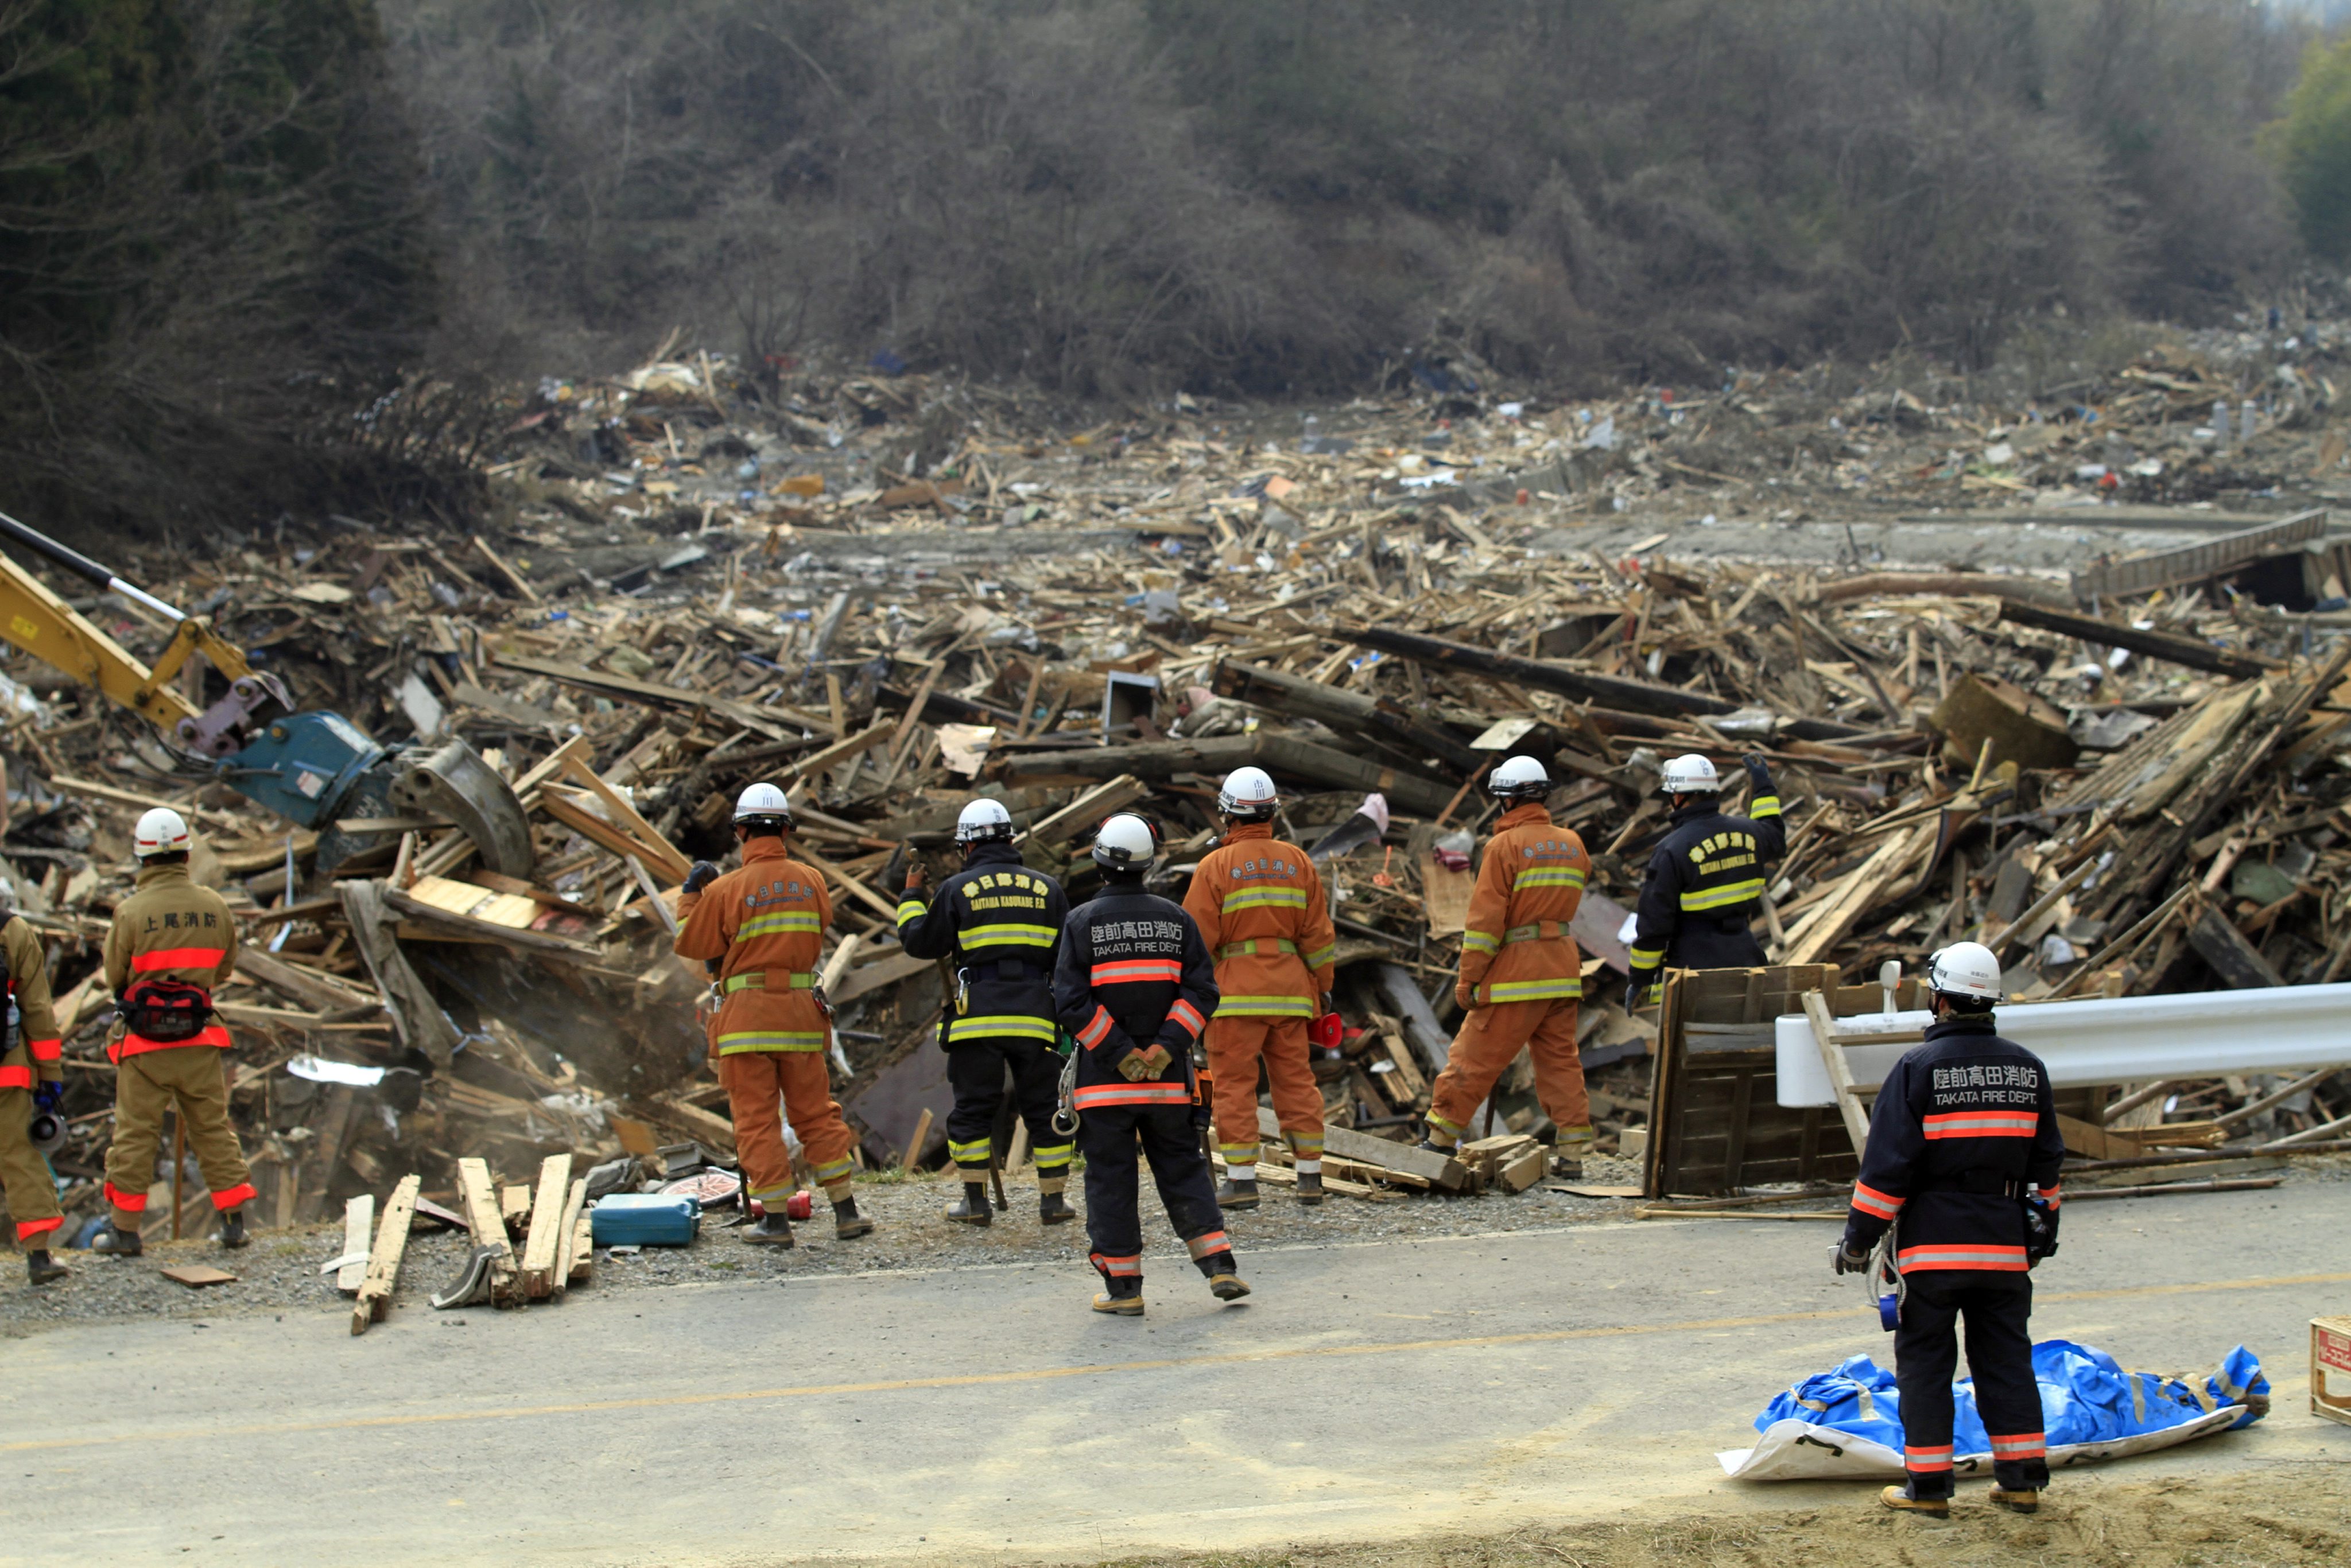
[170,1115,185,1240]
[455,1158,520,1307]
[335,1194,376,1294]
[518,1154,574,1299]
[351,1174,422,1336]
[1802,990,1874,1152]
[901,1107,934,1174]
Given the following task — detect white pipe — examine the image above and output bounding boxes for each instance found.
[1775,983,2351,1107]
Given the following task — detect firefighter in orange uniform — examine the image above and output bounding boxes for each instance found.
[1421,757,1597,1176]
[675,783,872,1247]
[91,808,256,1255]
[1,896,70,1282]
[1182,767,1337,1208]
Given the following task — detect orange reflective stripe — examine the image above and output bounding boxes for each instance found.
[1185,1230,1231,1260]
[1922,1111,2039,1138]
[1072,1083,1191,1108]
[1076,1006,1115,1050]
[14,1216,62,1243]
[1851,1181,1904,1219]
[1904,1445,1954,1472]
[1092,959,1181,984]
[104,1181,148,1213]
[115,1024,234,1059]
[1091,1252,1142,1276]
[1168,999,1206,1038]
[25,1037,60,1062]
[210,1182,257,1212]
[1897,1243,2030,1271]
[131,947,227,972]
[0,1065,31,1090]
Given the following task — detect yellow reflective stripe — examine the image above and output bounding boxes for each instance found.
[962,923,1057,946]
[1212,994,1315,1017]
[1680,878,1766,912]
[1482,977,1583,1003]
[945,1015,1060,1042]
[895,899,928,924]
[1302,944,1336,970]
[1461,930,1500,954]
[810,1155,855,1185]
[1512,867,1588,889]
[1748,794,1782,819]
[1217,938,1298,958]
[720,969,816,993]
[738,911,821,940]
[1628,945,1667,966]
[1031,1143,1074,1168]
[948,1136,992,1165]
[1223,887,1308,911]
[716,1030,829,1053]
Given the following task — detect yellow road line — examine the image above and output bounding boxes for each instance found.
[10,1270,2343,1454]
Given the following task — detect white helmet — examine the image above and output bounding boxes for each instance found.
[1660,754,1722,795]
[953,797,1015,844]
[1488,755,1550,802]
[135,807,191,858]
[1927,942,2003,1003]
[732,782,793,828]
[1216,766,1278,820]
[1092,813,1159,871]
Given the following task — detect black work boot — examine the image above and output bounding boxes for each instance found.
[1295,1170,1324,1206]
[1550,1158,1584,1181]
[25,1249,67,1285]
[90,1222,142,1257]
[1038,1187,1076,1225]
[1215,1176,1260,1210]
[743,1212,796,1247]
[219,1208,249,1249]
[832,1194,874,1240]
[1415,1136,1455,1157]
[945,1181,992,1226]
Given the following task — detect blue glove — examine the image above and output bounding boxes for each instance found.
[1742,752,1774,789]
[33,1081,64,1115]
[684,860,721,894]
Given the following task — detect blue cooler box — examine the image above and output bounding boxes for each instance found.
[589,1193,700,1246]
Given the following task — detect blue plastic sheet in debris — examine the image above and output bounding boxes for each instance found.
[1756,1338,2268,1454]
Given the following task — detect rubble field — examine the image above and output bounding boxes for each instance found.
[5,327,2351,1326]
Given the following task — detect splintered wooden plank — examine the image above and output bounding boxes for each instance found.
[1802,991,1875,1152]
[352,1174,422,1336]
[456,1158,519,1307]
[335,1194,375,1295]
[1258,1105,1466,1189]
[567,1205,595,1284]
[501,1183,533,1237]
[518,1154,573,1299]
[550,1178,588,1301]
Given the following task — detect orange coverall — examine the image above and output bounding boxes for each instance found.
[0,915,66,1245]
[1182,821,1337,1179]
[674,836,858,1206]
[1428,802,1594,1154]
[102,861,255,1226]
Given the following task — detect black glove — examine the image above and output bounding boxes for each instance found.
[1831,1238,1871,1276]
[684,860,721,894]
[882,844,911,895]
[32,1081,63,1115]
[1743,752,1774,789]
[2024,1197,2060,1264]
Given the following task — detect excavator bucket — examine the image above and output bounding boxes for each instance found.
[389,739,537,879]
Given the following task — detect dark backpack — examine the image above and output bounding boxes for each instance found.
[123,977,215,1043]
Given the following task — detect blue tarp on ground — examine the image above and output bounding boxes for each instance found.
[1755,1338,2268,1452]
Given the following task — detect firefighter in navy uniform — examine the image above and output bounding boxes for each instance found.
[1052,814,1247,1315]
[1833,941,2066,1518]
[897,798,1075,1227]
[1626,753,1787,1004]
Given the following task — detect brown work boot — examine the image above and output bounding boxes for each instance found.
[1295,1170,1324,1206]
[1215,1177,1259,1210]
[1879,1484,1949,1517]
[1989,1488,2040,1515]
[1208,1268,1251,1301]
[1092,1287,1145,1316]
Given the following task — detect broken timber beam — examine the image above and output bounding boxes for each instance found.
[1339,625,1870,742]
[1995,601,2278,679]
[1211,660,1485,775]
[351,1174,421,1336]
[996,732,1456,816]
[518,1153,574,1299]
[456,1157,521,1307]
[1259,1105,1467,1189]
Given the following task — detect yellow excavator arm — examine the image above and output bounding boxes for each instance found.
[0,549,258,735]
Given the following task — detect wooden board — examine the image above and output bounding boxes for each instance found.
[352,1174,422,1336]
[1421,853,1473,937]
[518,1154,575,1299]
[456,1157,519,1307]
[160,1264,237,1288]
[1256,1105,1465,1189]
[405,874,544,930]
[335,1194,375,1295]
[550,1177,588,1300]
[567,1204,595,1285]
[501,1183,533,1236]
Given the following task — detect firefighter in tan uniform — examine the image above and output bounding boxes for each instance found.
[1182,767,1337,1209]
[675,783,872,1247]
[1421,758,1597,1176]
[0,901,71,1282]
[91,809,256,1255]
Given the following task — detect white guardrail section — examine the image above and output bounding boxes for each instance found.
[1774,983,2351,1108]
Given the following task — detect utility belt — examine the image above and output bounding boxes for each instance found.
[1921,1169,2027,1199]
[953,956,1051,1015]
[1502,921,1571,945]
[716,968,830,1017]
[121,977,217,1044]
[1217,938,1298,960]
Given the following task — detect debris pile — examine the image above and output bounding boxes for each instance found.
[7,333,2351,1257]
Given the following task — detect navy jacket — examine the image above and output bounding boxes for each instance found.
[1627,791,1786,999]
[1052,886,1218,1116]
[1843,1015,2066,1274]
[896,841,1067,1047]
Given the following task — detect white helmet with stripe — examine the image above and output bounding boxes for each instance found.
[1488,755,1550,802]
[1091,813,1159,870]
[1216,766,1278,820]
[954,797,1015,844]
[732,782,793,828]
[1927,941,2003,1004]
[135,807,191,858]
[1660,754,1721,795]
